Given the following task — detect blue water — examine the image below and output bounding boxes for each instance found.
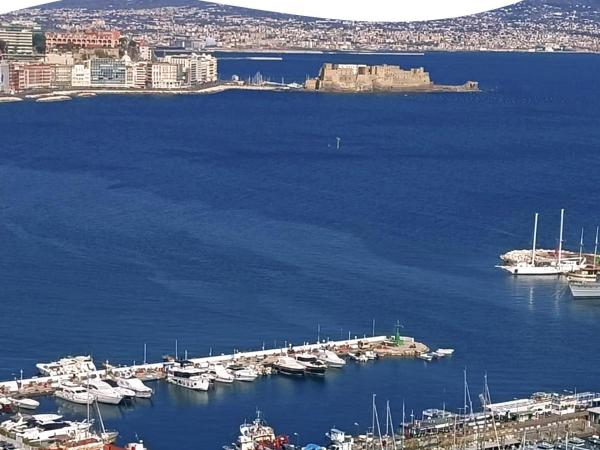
[1,52,599,449]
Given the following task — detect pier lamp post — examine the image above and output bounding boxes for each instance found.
[293,432,299,447]
[354,422,360,435]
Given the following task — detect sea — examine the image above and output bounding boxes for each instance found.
[0,51,599,449]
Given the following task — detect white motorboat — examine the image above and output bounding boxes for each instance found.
[295,353,327,376]
[54,382,94,405]
[316,349,346,368]
[435,348,455,356]
[418,352,435,362]
[228,365,259,382]
[166,363,211,391]
[364,350,378,360]
[210,364,235,383]
[36,355,96,377]
[348,352,368,363]
[102,378,137,399]
[272,356,305,376]
[8,397,40,410]
[86,379,124,405]
[115,376,153,398]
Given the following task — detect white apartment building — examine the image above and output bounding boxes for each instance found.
[162,53,218,85]
[71,62,91,87]
[151,62,179,89]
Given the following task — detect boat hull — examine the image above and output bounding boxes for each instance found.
[569,283,600,299]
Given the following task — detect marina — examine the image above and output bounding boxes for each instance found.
[222,389,600,450]
[0,333,431,408]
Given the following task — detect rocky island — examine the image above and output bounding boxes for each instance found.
[305,63,479,93]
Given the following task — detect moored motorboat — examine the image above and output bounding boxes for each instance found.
[348,352,368,363]
[434,348,455,357]
[86,379,124,405]
[115,375,153,398]
[210,364,235,383]
[36,355,96,377]
[316,349,346,368]
[166,361,211,391]
[8,397,40,410]
[102,378,137,399]
[272,356,305,376]
[54,382,94,405]
[295,353,327,376]
[228,365,259,382]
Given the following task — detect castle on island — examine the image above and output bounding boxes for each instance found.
[305,63,479,93]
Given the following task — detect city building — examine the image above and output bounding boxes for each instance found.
[71,62,91,87]
[0,23,34,56]
[0,61,10,93]
[162,53,217,85]
[150,62,179,89]
[90,57,126,87]
[138,40,153,61]
[52,64,73,88]
[45,30,121,51]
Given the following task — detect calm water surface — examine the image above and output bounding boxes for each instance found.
[0,52,599,449]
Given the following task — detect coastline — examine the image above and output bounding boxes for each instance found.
[0,83,294,104]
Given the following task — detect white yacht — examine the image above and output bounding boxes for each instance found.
[295,353,327,376]
[54,382,94,405]
[86,379,124,405]
[36,355,96,377]
[0,413,95,446]
[209,364,235,383]
[102,378,137,399]
[317,349,346,368]
[348,352,368,362]
[8,397,40,410]
[115,376,153,398]
[166,363,211,391]
[272,356,305,376]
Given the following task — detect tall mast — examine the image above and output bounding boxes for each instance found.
[558,208,564,266]
[531,213,539,265]
[579,228,584,260]
[594,226,599,270]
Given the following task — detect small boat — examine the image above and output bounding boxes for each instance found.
[228,365,259,382]
[295,353,327,376]
[54,382,94,405]
[316,349,346,368]
[166,361,211,391]
[569,281,600,299]
[418,352,435,362]
[348,352,368,363]
[435,348,454,356]
[364,350,378,360]
[8,397,40,410]
[273,356,305,376]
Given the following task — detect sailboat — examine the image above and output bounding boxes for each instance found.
[498,209,585,275]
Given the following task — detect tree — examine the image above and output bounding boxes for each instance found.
[0,39,7,55]
[33,32,46,54]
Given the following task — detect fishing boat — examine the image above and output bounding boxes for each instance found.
[295,353,327,376]
[166,362,211,391]
[316,349,346,368]
[54,382,95,405]
[272,356,305,376]
[224,410,290,450]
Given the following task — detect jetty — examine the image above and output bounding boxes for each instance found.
[0,334,432,400]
